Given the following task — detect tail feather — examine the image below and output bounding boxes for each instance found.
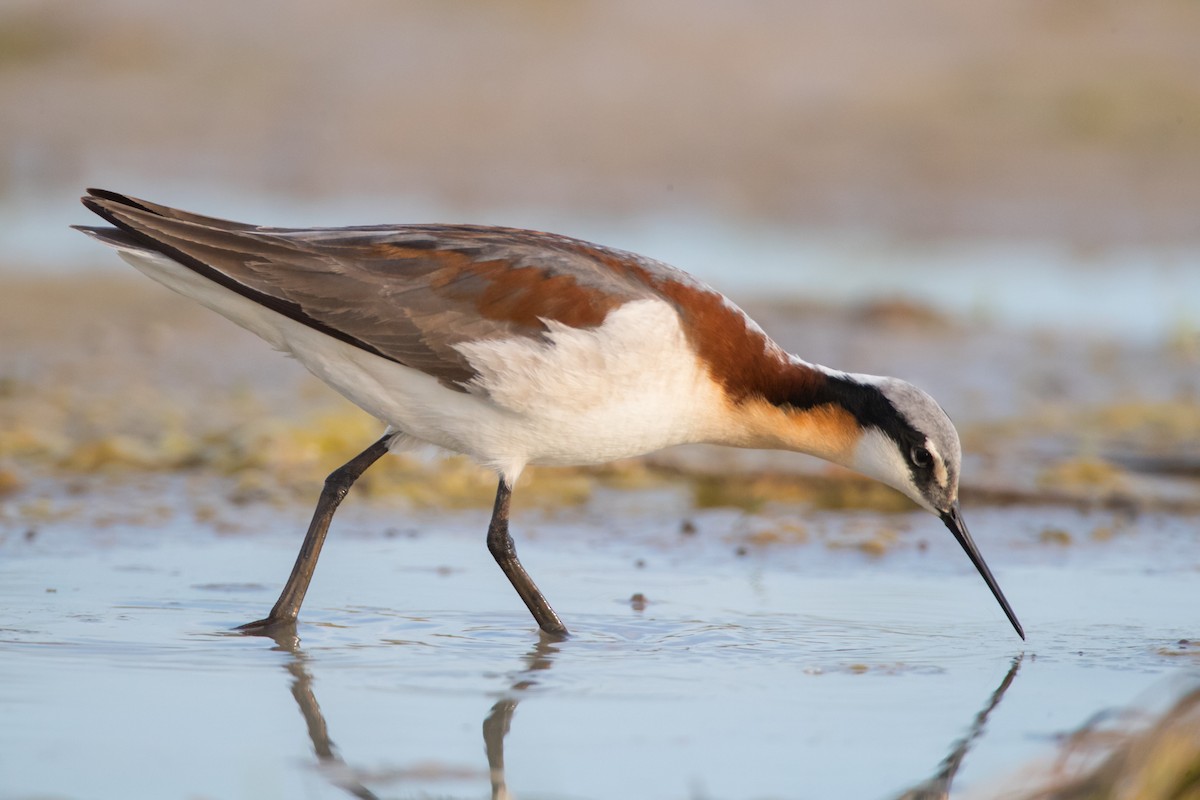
[70,223,146,251]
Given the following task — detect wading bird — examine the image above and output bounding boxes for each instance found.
[75,189,1024,640]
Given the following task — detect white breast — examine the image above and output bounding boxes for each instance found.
[452,298,727,472]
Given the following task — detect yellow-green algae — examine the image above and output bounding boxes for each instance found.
[688,469,916,514]
[1038,457,1128,493]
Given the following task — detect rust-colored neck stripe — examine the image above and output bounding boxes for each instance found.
[615,266,832,407]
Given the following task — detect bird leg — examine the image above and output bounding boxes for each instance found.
[487,479,569,637]
[237,435,392,635]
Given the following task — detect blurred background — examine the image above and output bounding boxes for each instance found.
[3,5,1200,798]
[2,0,1199,338]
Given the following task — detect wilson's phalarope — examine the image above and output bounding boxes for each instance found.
[75,189,1024,640]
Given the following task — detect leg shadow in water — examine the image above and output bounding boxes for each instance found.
[260,627,561,800]
[893,654,1024,800]
[261,627,382,800]
[482,633,560,800]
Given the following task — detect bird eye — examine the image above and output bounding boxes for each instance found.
[910,445,932,469]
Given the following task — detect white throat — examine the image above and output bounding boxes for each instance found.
[852,428,932,512]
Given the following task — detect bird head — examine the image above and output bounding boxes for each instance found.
[841,377,1025,640]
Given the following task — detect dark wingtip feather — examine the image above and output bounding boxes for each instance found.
[83,188,150,209]
[77,190,164,249]
[80,189,161,222]
[80,188,257,231]
[79,194,127,231]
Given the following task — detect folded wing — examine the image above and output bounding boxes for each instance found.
[76,190,662,392]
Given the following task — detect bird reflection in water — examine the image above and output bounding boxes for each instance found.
[893,654,1024,800]
[482,634,559,800]
[262,627,559,800]
[259,628,1020,799]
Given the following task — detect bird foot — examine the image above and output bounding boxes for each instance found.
[537,622,570,641]
[235,615,296,637]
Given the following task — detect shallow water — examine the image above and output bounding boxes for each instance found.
[2,477,1196,799]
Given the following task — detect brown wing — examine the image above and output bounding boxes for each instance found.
[76,189,667,391]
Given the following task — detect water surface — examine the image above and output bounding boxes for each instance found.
[2,477,1196,799]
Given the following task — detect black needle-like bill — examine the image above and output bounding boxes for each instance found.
[941,502,1025,640]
